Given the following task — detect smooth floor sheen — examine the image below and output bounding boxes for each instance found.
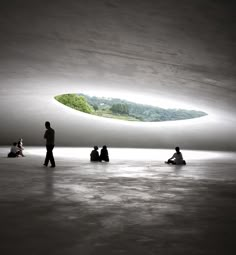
[0,147,236,255]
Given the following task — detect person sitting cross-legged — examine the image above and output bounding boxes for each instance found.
[165,146,186,165]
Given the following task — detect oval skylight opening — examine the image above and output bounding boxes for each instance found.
[55,93,207,122]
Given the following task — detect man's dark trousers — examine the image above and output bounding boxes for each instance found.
[44,145,55,167]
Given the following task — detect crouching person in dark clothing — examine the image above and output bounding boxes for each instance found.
[8,142,20,157]
[100,145,109,162]
[90,146,100,161]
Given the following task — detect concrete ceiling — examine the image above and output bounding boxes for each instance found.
[0,0,235,150]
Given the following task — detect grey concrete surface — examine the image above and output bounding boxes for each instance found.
[0,147,235,254]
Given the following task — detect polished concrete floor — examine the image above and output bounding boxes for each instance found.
[0,147,236,255]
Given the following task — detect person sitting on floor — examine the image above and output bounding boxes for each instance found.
[90,146,100,161]
[99,145,109,162]
[8,142,20,158]
[165,146,186,165]
[17,138,25,157]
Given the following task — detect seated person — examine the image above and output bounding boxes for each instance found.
[17,138,25,157]
[8,142,20,158]
[165,146,186,165]
[90,146,100,161]
[100,145,109,162]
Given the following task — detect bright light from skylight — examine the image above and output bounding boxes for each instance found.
[79,89,204,111]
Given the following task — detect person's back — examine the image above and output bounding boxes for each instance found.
[100,145,109,162]
[90,146,100,161]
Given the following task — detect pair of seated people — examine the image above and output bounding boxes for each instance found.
[165,147,186,165]
[90,145,109,162]
[8,138,25,158]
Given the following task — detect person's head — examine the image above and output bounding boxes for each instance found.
[45,121,51,129]
[175,146,180,153]
[103,145,107,149]
[13,142,17,146]
[19,138,23,142]
[94,146,98,150]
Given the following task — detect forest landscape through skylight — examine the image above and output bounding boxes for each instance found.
[55,93,207,122]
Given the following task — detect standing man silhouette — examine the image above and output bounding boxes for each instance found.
[43,121,56,168]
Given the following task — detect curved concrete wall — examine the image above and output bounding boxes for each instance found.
[0,0,235,150]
